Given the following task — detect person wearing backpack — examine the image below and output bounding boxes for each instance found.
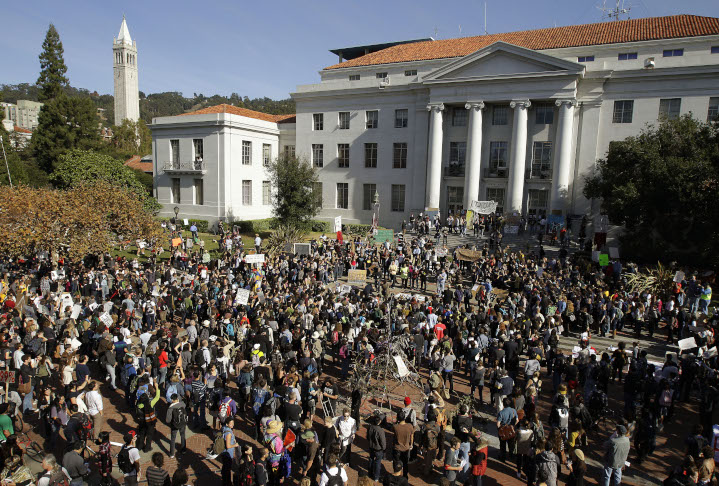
[237,445,257,486]
[165,393,187,459]
[118,431,141,486]
[136,384,161,453]
[319,454,348,486]
[422,414,441,476]
[62,440,89,486]
[216,389,237,431]
[37,454,71,486]
[366,413,386,481]
[190,370,209,429]
[220,417,239,486]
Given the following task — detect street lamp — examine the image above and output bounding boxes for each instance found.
[173,206,179,224]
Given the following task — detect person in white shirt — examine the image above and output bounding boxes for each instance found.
[319,454,348,486]
[85,381,104,438]
[12,344,24,370]
[37,455,72,486]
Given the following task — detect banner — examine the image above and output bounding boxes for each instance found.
[245,254,265,264]
[455,249,483,262]
[468,200,498,214]
[373,229,394,244]
[347,269,367,286]
[334,216,342,233]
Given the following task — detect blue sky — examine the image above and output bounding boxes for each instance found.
[2,0,717,100]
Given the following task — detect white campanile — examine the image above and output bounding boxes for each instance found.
[113,16,140,126]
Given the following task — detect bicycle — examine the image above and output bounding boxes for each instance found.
[17,431,43,464]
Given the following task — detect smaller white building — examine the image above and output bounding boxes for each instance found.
[1,100,43,131]
[150,104,296,223]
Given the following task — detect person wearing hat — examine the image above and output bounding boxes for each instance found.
[567,448,586,486]
[298,420,320,477]
[399,397,417,428]
[601,424,630,486]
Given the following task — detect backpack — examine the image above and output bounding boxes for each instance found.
[325,468,343,486]
[219,399,232,422]
[120,364,134,387]
[129,375,141,397]
[252,388,269,416]
[239,460,255,486]
[118,446,135,474]
[172,405,187,429]
[210,429,229,457]
[44,471,69,486]
[195,349,207,368]
[424,425,439,449]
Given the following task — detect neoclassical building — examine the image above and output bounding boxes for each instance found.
[152,14,719,228]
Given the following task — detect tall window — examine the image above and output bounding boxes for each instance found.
[366,110,378,129]
[531,142,552,178]
[486,187,505,214]
[663,49,683,57]
[242,141,252,165]
[395,109,408,128]
[312,144,324,167]
[363,183,377,210]
[336,183,348,209]
[527,189,549,216]
[448,142,466,176]
[364,143,377,168]
[262,144,271,167]
[534,104,554,125]
[193,179,203,206]
[612,100,634,124]
[452,108,468,126]
[312,182,323,208]
[262,181,271,205]
[376,72,388,79]
[618,52,638,60]
[337,143,350,168]
[708,97,719,122]
[492,105,508,125]
[170,139,180,167]
[659,98,681,120]
[393,143,407,169]
[193,138,204,159]
[313,113,324,130]
[489,142,508,176]
[171,178,181,204]
[446,187,464,215]
[283,145,295,158]
[338,112,350,130]
[242,180,252,205]
[391,185,405,212]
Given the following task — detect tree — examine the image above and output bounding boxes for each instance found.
[36,24,68,102]
[266,154,320,228]
[51,149,160,213]
[584,115,719,265]
[111,119,151,155]
[0,182,165,260]
[32,93,99,172]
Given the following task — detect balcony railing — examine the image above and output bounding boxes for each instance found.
[484,167,508,178]
[526,167,552,180]
[163,160,207,174]
[445,161,465,177]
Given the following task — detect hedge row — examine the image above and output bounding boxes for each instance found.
[186,219,209,233]
[168,218,376,236]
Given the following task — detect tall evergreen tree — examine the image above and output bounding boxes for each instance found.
[36,24,68,102]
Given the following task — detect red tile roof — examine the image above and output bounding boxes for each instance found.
[325,15,719,70]
[13,126,32,134]
[179,104,296,124]
[124,155,152,173]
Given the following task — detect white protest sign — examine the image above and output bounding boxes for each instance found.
[99,313,113,326]
[704,347,717,359]
[340,285,351,294]
[235,289,250,306]
[245,254,265,264]
[674,271,685,283]
[393,355,410,378]
[436,248,448,258]
[70,305,82,320]
[50,271,58,281]
[89,303,98,311]
[334,216,342,233]
[60,293,73,309]
[468,200,498,215]
[183,219,189,226]
[104,302,113,313]
[201,269,207,279]
[678,337,697,351]
[414,294,426,302]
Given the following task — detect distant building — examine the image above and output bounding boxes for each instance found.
[1,100,43,131]
[113,16,140,126]
[124,154,153,175]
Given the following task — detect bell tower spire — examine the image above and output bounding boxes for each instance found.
[113,16,139,126]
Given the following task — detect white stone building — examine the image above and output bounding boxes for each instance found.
[1,100,43,131]
[152,14,719,228]
[113,16,140,125]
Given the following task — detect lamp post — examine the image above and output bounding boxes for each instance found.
[173,206,179,224]
[372,191,380,228]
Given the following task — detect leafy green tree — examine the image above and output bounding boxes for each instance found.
[111,119,152,155]
[51,149,160,213]
[266,154,320,228]
[584,115,719,265]
[33,93,99,172]
[36,24,68,102]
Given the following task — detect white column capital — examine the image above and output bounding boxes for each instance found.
[464,101,485,111]
[509,100,531,110]
[555,99,578,108]
[427,103,445,113]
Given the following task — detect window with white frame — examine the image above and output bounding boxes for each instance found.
[366,110,378,129]
[193,179,203,206]
[489,142,508,176]
[448,142,466,176]
[709,97,719,122]
[663,49,683,57]
[577,55,594,62]
[262,144,271,167]
[659,98,681,120]
[364,143,377,168]
[393,143,407,169]
[363,183,377,210]
[312,144,324,168]
[452,108,468,126]
[534,104,554,125]
[404,69,417,76]
[171,178,181,204]
[338,112,350,130]
[618,52,638,60]
[242,141,252,165]
[376,72,388,79]
[527,189,548,216]
[492,105,508,125]
[349,74,360,81]
[395,109,408,128]
[486,187,505,214]
[613,100,634,123]
[391,184,405,212]
[337,143,350,168]
[531,142,552,178]
[313,113,324,130]
[262,181,271,205]
[336,183,348,209]
[242,180,252,205]
[170,139,180,166]
[193,138,204,159]
[283,145,295,158]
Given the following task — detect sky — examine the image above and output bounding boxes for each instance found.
[2,0,717,100]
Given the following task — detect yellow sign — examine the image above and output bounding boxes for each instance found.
[171,238,182,247]
[347,269,367,286]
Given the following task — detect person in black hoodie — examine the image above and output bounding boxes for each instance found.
[366,414,386,481]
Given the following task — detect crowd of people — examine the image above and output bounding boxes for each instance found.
[0,214,714,486]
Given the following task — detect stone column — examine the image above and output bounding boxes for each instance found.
[426,103,445,210]
[463,102,485,209]
[551,99,577,215]
[507,100,531,214]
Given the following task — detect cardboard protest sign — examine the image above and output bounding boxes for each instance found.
[70,305,82,320]
[678,337,697,351]
[674,271,685,283]
[245,254,265,264]
[99,313,113,326]
[334,216,342,233]
[347,270,367,286]
[235,289,250,306]
[172,238,182,247]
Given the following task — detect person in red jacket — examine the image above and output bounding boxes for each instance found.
[470,437,489,486]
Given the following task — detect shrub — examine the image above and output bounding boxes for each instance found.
[345,223,373,235]
[231,218,278,233]
[186,219,209,233]
[310,220,332,233]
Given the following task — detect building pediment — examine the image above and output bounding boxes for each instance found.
[423,42,584,83]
